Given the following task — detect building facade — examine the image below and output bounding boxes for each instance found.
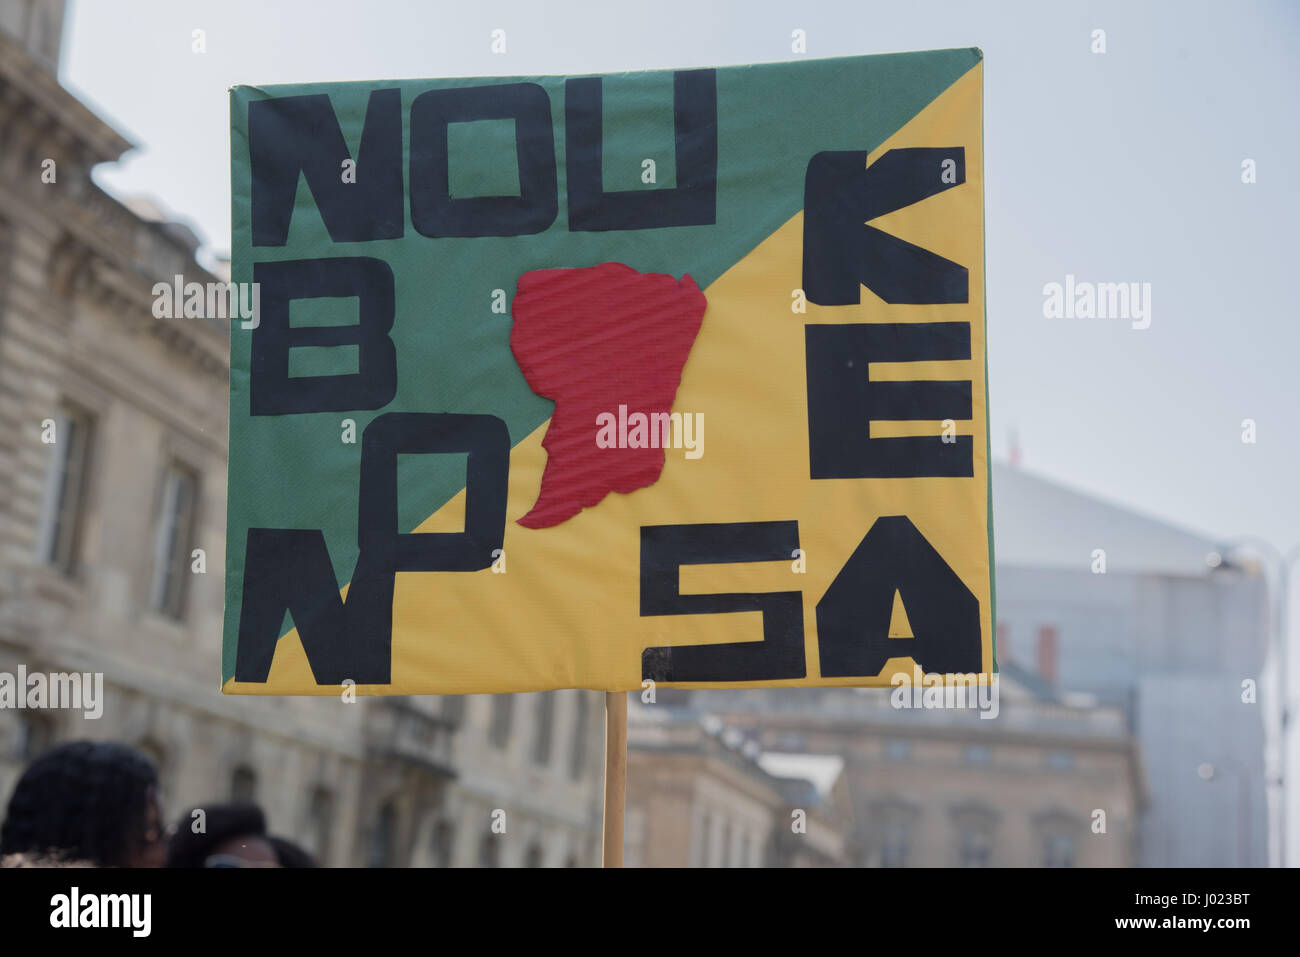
[626,698,849,867]
[688,668,1144,868]
[435,692,603,868]
[0,9,604,866]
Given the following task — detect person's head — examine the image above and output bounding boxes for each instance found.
[166,803,278,868]
[269,835,318,868]
[0,740,164,867]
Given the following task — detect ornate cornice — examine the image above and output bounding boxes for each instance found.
[0,32,230,380]
[0,29,130,166]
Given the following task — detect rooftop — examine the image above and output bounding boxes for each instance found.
[991,463,1231,577]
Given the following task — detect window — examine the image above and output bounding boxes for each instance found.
[532,692,555,766]
[952,804,997,867]
[963,744,992,765]
[873,800,920,868]
[440,695,466,724]
[960,830,993,867]
[478,832,500,868]
[884,738,912,761]
[36,405,94,575]
[489,695,514,750]
[431,820,455,868]
[307,788,334,862]
[880,822,909,867]
[1047,750,1074,771]
[230,765,257,804]
[15,713,54,762]
[569,692,589,780]
[693,810,711,868]
[1036,812,1079,867]
[150,461,199,619]
[700,811,723,868]
[368,802,396,868]
[1044,833,1075,868]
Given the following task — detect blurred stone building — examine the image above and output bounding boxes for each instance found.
[436,692,602,868]
[626,696,848,867]
[0,4,604,866]
[688,666,1143,867]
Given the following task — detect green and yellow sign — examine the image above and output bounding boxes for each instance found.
[223,49,993,695]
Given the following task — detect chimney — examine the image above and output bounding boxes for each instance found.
[1036,625,1059,685]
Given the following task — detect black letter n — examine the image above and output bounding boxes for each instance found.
[250,89,403,245]
[235,528,395,685]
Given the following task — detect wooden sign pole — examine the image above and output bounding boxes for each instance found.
[602,690,627,868]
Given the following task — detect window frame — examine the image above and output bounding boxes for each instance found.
[36,404,96,576]
[489,694,514,750]
[532,691,555,766]
[149,458,202,621]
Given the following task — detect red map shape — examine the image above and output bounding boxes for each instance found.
[510,262,707,529]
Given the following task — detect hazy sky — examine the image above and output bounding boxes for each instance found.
[59,0,1300,851]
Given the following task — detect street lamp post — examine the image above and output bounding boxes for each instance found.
[1197,761,1252,867]
[1220,538,1300,868]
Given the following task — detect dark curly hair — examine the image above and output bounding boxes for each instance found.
[0,740,159,867]
[166,803,266,867]
[269,834,318,868]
